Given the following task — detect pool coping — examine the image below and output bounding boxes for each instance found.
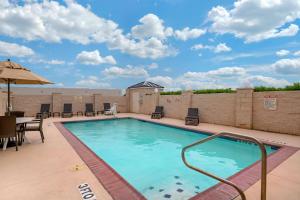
[54,117,299,200]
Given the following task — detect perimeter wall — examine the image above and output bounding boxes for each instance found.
[9,93,128,117]
[133,88,300,135]
[2,87,300,135]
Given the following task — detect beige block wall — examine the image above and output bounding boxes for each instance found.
[12,95,52,117]
[139,93,159,115]
[192,93,236,126]
[59,95,94,113]
[102,96,128,113]
[8,93,128,116]
[2,87,300,136]
[0,93,7,116]
[159,94,189,120]
[235,89,253,129]
[128,88,160,113]
[253,91,300,135]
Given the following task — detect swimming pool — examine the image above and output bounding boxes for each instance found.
[63,118,277,200]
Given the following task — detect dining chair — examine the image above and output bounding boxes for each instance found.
[24,118,44,143]
[0,116,18,151]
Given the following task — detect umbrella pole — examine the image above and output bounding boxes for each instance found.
[7,79,10,116]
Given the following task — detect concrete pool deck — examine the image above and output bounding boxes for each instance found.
[0,113,299,200]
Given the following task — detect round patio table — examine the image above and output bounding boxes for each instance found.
[16,117,34,124]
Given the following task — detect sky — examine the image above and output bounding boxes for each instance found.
[0,0,300,90]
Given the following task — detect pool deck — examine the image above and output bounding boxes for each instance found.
[0,113,299,200]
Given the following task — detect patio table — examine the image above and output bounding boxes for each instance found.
[16,117,34,124]
[2,117,34,150]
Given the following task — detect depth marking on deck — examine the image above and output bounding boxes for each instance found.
[78,183,96,200]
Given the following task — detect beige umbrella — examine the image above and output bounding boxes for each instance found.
[0,59,52,115]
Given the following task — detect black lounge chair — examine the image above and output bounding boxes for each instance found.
[61,104,73,118]
[24,118,44,143]
[0,116,18,151]
[36,104,51,118]
[96,103,111,115]
[151,106,164,119]
[85,103,95,116]
[104,103,111,112]
[185,108,199,126]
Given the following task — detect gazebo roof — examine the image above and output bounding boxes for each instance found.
[127,81,164,89]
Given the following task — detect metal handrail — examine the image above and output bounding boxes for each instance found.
[181,132,267,200]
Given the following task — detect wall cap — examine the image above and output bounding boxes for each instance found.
[236,88,254,90]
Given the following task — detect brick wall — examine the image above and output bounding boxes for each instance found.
[5,87,300,135]
[10,93,128,116]
[253,91,300,135]
[139,89,300,135]
[192,93,236,126]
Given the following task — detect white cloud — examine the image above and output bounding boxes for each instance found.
[0,40,34,57]
[208,0,300,43]
[191,44,206,50]
[147,76,173,86]
[294,50,300,56]
[184,67,246,79]
[276,49,290,57]
[147,63,159,69]
[76,50,116,65]
[0,1,119,44]
[214,43,231,53]
[108,36,178,59]
[145,65,292,90]
[174,27,206,41]
[54,82,64,87]
[272,58,300,74]
[242,75,290,87]
[131,13,173,40]
[26,58,66,65]
[214,52,265,62]
[75,76,111,88]
[46,59,65,65]
[0,2,176,59]
[191,43,231,53]
[103,66,149,78]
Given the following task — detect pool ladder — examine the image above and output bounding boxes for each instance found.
[181,132,267,200]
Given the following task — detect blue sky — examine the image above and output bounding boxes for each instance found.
[0,0,299,90]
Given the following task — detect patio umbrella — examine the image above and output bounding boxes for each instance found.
[0,59,52,115]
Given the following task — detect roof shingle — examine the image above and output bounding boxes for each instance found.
[127,81,164,89]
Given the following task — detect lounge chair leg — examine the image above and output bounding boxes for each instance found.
[40,130,45,143]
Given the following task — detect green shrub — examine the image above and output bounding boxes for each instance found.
[254,82,300,92]
[160,91,182,95]
[193,88,235,94]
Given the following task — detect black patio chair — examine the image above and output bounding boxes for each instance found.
[96,102,111,115]
[185,108,200,126]
[151,106,164,119]
[0,116,18,151]
[85,103,95,116]
[24,118,44,143]
[36,104,51,118]
[104,103,111,112]
[61,104,73,118]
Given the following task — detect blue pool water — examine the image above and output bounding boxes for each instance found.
[64,118,276,200]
